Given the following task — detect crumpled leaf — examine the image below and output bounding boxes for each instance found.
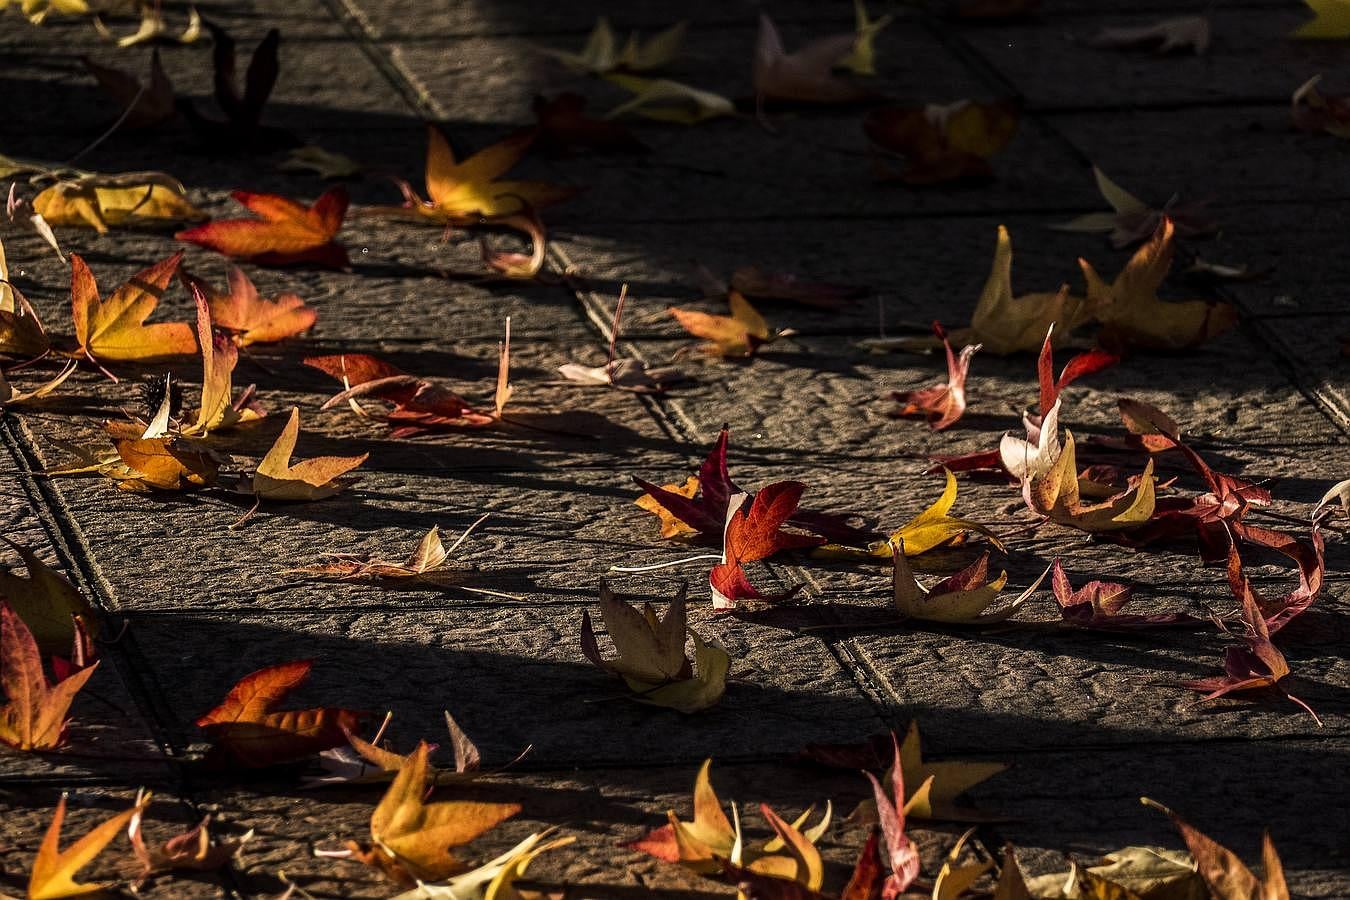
[0,602,99,752]
[604,73,737,124]
[180,23,292,150]
[182,285,265,436]
[244,407,366,501]
[1144,799,1289,900]
[35,175,206,233]
[581,581,729,713]
[342,742,520,885]
[0,237,52,359]
[1025,845,1203,900]
[754,14,868,104]
[82,49,176,128]
[93,2,200,47]
[196,658,361,767]
[671,291,782,357]
[1079,218,1236,351]
[279,145,363,179]
[478,208,547,280]
[1291,0,1350,38]
[839,0,894,76]
[932,829,994,900]
[0,540,96,655]
[540,17,686,74]
[0,360,77,407]
[177,187,349,268]
[865,734,923,897]
[390,829,575,900]
[1024,431,1156,532]
[1313,477,1350,520]
[374,126,574,224]
[1051,167,1216,248]
[287,524,478,587]
[1085,16,1209,54]
[890,539,1048,625]
[70,251,196,364]
[1291,75,1350,138]
[1051,560,1199,630]
[3,0,88,25]
[1224,533,1324,636]
[891,322,978,431]
[128,791,252,880]
[27,794,146,900]
[307,710,492,789]
[865,99,1019,184]
[181,265,317,347]
[709,484,824,610]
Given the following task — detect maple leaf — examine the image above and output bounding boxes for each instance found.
[0,540,96,655]
[1024,431,1156,532]
[710,485,824,611]
[389,829,575,899]
[3,0,88,25]
[1085,16,1210,54]
[34,175,205,235]
[864,99,1020,185]
[181,287,265,436]
[0,361,77,408]
[894,721,1007,821]
[864,734,923,899]
[68,250,195,366]
[1143,799,1291,900]
[670,291,783,357]
[196,659,361,767]
[604,74,736,123]
[1021,845,1202,899]
[477,207,547,280]
[128,790,252,881]
[1051,167,1216,248]
[307,710,494,789]
[1291,0,1350,38]
[1180,587,1318,724]
[931,829,995,900]
[82,50,176,128]
[581,581,729,713]
[1079,218,1236,351]
[0,602,98,751]
[1051,560,1199,630]
[180,23,292,150]
[287,519,499,593]
[540,17,686,74]
[0,237,52,359]
[375,126,575,224]
[530,93,648,156]
[1033,324,1119,418]
[839,0,894,76]
[1291,74,1350,138]
[27,794,146,900]
[342,742,520,885]
[93,2,200,48]
[891,322,979,431]
[890,539,1048,626]
[1314,477,1350,520]
[244,407,366,502]
[815,468,1003,561]
[177,187,349,268]
[1224,533,1324,635]
[754,14,867,104]
[181,265,316,346]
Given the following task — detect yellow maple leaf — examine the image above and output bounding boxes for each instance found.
[34,178,206,233]
[69,251,196,364]
[248,408,366,501]
[27,794,147,900]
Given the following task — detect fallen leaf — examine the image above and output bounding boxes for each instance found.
[0,360,77,407]
[1051,560,1199,629]
[182,285,265,435]
[604,74,737,124]
[196,659,361,767]
[181,265,317,347]
[891,539,1047,626]
[0,237,52,359]
[93,2,200,47]
[27,794,145,900]
[345,742,520,885]
[865,99,1020,184]
[4,0,89,25]
[82,49,176,128]
[1291,74,1350,138]
[0,540,96,655]
[390,829,575,900]
[478,208,547,280]
[287,523,482,588]
[1051,167,1216,248]
[1079,218,1237,351]
[754,14,867,104]
[670,291,781,357]
[1025,432,1156,532]
[1225,533,1324,635]
[1313,477,1350,520]
[530,93,648,156]
[279,145,363,179]
[1144,800,1290,900]
[176,187,349,268]
[244,407,366,501]
[864,734,923,897]
[180,23,291,150]
[128,791,252,880]
[6,180,65,261]
[932,829,994,900]
[541,17,686,74]
[891,322,978,431]
[710,484,824,610]
[839,0,893,76]
[375,126,574,224]
[1085,16,1210,54]
[34,174,206,233]
[70,251,196,364]
[308,710,493,788]
[1034,324,1119,417]
[0,601,98,752]
[1291,0,1350,38]
[1023,845,1202,900]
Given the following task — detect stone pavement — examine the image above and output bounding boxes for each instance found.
[1,0,1349,896]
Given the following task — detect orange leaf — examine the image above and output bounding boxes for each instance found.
[0,602,98,752]
[182,266,316,346]
[28,794,146,900]
[196,659,360,767]
[176,188,349,268]
[70,251,196,364]
[670,291,777,357]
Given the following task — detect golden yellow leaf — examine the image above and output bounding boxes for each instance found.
[249,407,366,501]
[35,180,206,233]
[891,539,1048,626]
[635,476,700,539]
[27,795,146,900]
[70,252,196,363]
[670,291,777,357]
[1025,432,1156,532]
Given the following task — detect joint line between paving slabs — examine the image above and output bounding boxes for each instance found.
[317,0,447,120]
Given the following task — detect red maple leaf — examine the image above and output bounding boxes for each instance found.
[177,188,349,268]
[709,482,822,611]
[891,321,977,431]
